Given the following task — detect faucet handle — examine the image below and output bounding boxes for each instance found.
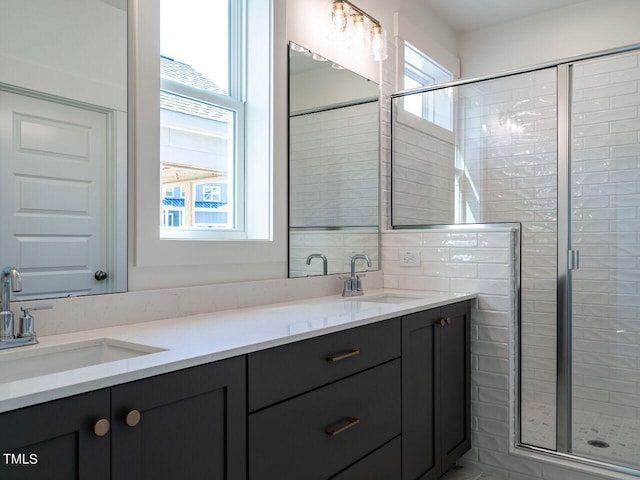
[18,304,52,340]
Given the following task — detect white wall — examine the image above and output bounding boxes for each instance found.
[459,0,640,78]
[0,0,126,111]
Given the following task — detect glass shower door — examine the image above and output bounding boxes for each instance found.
[569,50,640,470]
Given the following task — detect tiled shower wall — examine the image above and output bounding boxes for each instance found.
[391,68,560,447]
[457,69,559,448]
[382,229,625,479]
[570,51,640,423]
[383,228,526,477]
[391,120,455,225]
[289,101,378,228]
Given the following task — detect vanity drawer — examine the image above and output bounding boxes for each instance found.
[248,359,401,480]
[248,318,400,411]
[331,436,401,480]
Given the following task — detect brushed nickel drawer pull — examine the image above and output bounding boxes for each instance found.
[326,349,361,362]
[325,417,360,436]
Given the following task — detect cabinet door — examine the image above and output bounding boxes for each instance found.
[439,301,471,472]
[402,308,441,480]
[111,356,246,480]
[0,389,110,480]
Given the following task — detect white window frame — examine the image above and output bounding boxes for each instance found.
[159,0,246,240]
[394,36,456,144]
[132,0,282,271]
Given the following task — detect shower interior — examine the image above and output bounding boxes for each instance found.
[391,48,640,473]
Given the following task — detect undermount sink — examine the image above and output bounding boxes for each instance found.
[0,338,165,384]
[358,293,439,304]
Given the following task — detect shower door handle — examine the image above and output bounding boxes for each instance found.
[568,250,580,270]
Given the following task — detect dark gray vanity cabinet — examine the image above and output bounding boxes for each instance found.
[247,319,402,480]
[402,300,471,480]
[0,356,245,480]
[111,355,246,480]
[0,389,110,480]
[0,299,471,480]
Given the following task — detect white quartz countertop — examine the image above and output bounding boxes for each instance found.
[0,289,475,413]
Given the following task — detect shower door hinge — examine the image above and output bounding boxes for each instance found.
[568,250,580,270]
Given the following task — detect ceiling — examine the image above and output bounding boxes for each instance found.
[419,0,590,33]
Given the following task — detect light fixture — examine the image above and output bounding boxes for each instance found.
[289,42,308,54]
[329,1,388,61]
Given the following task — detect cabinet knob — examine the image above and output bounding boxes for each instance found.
[445,317,451,325]
[94,418,110,437]
[439,319,446,327]
[126,409,141,427]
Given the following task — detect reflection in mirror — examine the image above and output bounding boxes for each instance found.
[288,42,379,278]
[0,0,127,299]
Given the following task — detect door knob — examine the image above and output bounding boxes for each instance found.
[94,270,108,281]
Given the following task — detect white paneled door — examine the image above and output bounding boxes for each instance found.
[0,90,112,299]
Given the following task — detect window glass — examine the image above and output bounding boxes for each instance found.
[160,0,229,94]
[159,0,244,235]
[403,42,453,131]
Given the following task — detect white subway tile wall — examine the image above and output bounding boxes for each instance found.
[382,228,520,477]
[390,69,560,446]
[382,35,639,478]
[391,121,455,225]
[456,69,559,450]
[289,101,379,228]
[569,51,640,461]
[383,229,640,478]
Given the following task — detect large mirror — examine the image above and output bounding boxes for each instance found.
[288,43,379,278]
[0,0,127,299]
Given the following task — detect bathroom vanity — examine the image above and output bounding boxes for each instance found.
[0,291,472,480]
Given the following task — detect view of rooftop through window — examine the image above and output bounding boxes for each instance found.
[160,0,229,94]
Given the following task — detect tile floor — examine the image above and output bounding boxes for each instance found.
[521,402,640,470]
[440,464,501,480]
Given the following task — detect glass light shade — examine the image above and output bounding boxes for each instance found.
[370,24,388,61]
[351,13,368,53]
[331,1,348,32]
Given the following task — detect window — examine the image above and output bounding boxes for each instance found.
[159,0,244,238]
[403,42,453,133]
[203,185,222,202]
[133,0,277,271]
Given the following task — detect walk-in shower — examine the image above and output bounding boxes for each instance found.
[390,46,640,475]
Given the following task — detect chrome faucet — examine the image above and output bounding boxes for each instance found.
[306,253,328,275]
[0,267,22,342]
[342,254,372,297]
[0,267,45,350]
